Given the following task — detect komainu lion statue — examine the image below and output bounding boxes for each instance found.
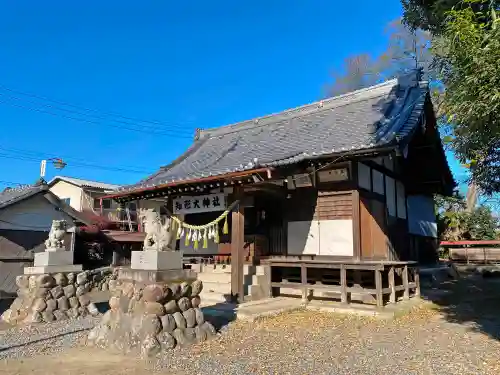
[140,209,177,251]
[45,220,67,249]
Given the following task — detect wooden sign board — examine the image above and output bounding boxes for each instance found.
[173,193,227,215]
[318,168,349,183]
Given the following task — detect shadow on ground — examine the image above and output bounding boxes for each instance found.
[420,270,500,341]
[201,302,238,330]
[0,298,14,316]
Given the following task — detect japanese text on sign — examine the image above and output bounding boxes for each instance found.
[173,193,227,214]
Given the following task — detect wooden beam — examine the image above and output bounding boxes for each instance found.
[244,183,286,196]
[231,186,245,303]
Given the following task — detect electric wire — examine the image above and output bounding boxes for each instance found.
[0,85,189,128]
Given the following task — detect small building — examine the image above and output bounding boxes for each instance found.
[48,176,138,230]
[105,71,454,306]
[0,181,90,298]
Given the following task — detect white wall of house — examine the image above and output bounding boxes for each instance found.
[49,180,84,211]
[50,181,121,217]
[0,194,75,232]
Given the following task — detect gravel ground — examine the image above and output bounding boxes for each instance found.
[0,316,98,360]
[1,276,500,375]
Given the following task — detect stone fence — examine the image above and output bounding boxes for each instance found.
[1,268,117,325]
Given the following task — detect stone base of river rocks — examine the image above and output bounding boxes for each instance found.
[86,270,215,358]
[1,268,116,325]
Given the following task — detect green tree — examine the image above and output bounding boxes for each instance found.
[401,0,497,34]
[432,2,500,194]
[467,205,498,240]
[435,192,499,240]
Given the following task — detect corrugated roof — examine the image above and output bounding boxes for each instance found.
[120,71,429,193]
[49,176,120,191]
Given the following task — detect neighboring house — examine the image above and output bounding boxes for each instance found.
[48,176,137,229]
[0,181,91,298]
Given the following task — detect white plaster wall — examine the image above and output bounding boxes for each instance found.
[372,170,385,195]
[396,181,407,219]
[357,163,371,190]
[287,221,320,255]
[49,180,83,211]
[287,219,354,256]
[318,220,354,256]
[0,194,75,232]
[385,176,396,217]
[407,195,437,238]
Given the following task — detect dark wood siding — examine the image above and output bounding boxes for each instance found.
[359,196,389,260]
[287,188,353,222]
[388,217,410,261]
[316,191,353,220]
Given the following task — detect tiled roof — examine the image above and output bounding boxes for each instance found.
[0,183,48,210]
[49,176,120,191]
[121,71,429,192]
[0,182,93,226]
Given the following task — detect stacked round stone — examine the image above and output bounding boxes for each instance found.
[1,271,102,325]
[87,278,216,357]
[87,268,115,293]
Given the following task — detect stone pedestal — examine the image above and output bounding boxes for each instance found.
[131,250,183,271]
[0,220,110,325]
[24,247,82,275]
[87,267,216,357]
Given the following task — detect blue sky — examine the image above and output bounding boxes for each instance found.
[0,1,465,189]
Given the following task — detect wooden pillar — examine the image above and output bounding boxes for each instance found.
[402,265,410,300]
[375,269,383,308]
[301,263,308,304]
[340,264,348,305]
[264,264,273,298]
[414,267,421,298]
[388,266,396,304]
[351,189,361,260]
[231,187,245,303]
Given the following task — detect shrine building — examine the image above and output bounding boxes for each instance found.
[103,70,454,308]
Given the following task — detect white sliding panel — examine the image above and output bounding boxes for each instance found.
[318,219,354,256]
[287,220,320,255]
